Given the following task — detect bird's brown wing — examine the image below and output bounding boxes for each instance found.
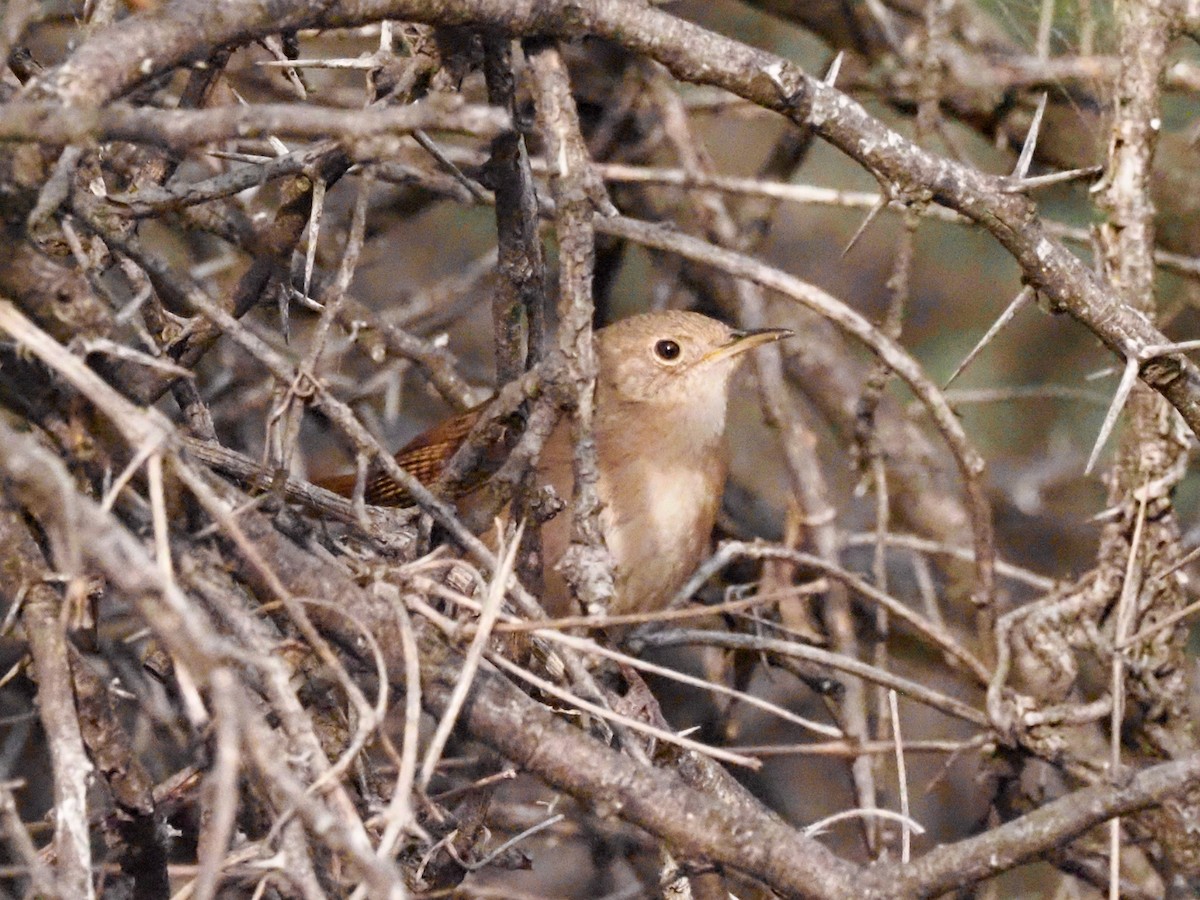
[367,407,482,505]
[316,403,509,507]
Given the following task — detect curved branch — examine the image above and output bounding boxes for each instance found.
[861,753,1200,897]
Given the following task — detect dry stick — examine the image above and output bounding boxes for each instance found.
[941,384,1109,407]
[482,31,547,381]
[431,580,842,737]
[666,543,989,686]
[0,99,510,149]
[632,628,987,729]
[861,753,1200,898]
[274,168,373,483]
[533,629,842,739]
[888,689,912,863]
[1092,4,1188,894]
[333,292,486,412]
[527,41,615,613]
[805,807,925,842]
[493,579,828,632]
[910,552,948,641]
[108,142,338,215]
[481,31,549,596]
[0,781,57,899]
[841,532,1056,596]
[373,601,423,858]
[301,175,325,317]
[859,206,915,853]
[419,523,523,789]
[18,560,94,900]
[190,670,242,900]
[1108,487,1149,900]
[486,652,759,770]
[408,590,761,767]
[733,738,985,758]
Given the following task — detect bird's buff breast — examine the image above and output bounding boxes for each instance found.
[600,456,721,617]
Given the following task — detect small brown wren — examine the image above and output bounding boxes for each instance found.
[321,310,791,617]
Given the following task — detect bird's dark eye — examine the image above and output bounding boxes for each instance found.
[654,339,681,361]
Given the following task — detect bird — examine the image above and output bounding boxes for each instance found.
[320,310,792,619]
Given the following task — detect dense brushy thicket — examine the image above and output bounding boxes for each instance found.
[0,1,1197,898]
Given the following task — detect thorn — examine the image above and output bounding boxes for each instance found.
[230,86,289,157]
[413,130,490,203]
[278,282,291,345]
[287,286,325,313]
[842,198,887,257]
[1012,93,1048,180]
[1144,338,1200,356]
[1085,365,1119,381]
[824,52,845,86]
[205,150,273,163]
[945,286,1035,387]
[1153,541,1200,583]
[304,176,326,304]
[1085,355,1140,475]
[1002,165,1104,192]
[254,57,377,70]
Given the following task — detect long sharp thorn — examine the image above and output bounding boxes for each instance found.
[303,176,325,303]
[945,286,1035,387]
[824,51,845,86]
[1013,93,1048,180]
[842,198,886,257]
[1086,355,1140,476]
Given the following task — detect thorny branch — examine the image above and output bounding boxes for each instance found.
[0,1,1198,898]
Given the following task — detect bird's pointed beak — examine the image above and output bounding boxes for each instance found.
[701,326,794,366]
